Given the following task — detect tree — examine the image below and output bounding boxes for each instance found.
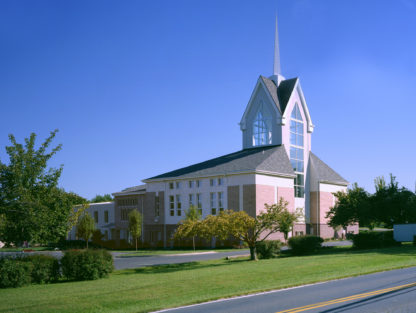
[279,208,303,242]
[76,212,95,249]
[174,205,202,251]
[90,194,113,203]
[326,176,416,230]
[326,183,371,229]
[128,210,142,251]
[0,129,82,245]
[200,198,298,260]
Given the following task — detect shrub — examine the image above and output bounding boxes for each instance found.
[22,255,60,284]
[256,240,282,259]
[61,249,114,281]
[288,235,323,255]
[352,231,400,249]
[0,258,32,288]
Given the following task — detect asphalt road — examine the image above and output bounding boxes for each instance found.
[113,250,250,270]
[154,266,416,313]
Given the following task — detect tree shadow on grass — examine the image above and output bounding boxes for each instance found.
[279,244,416,258]
[117,258,250,275]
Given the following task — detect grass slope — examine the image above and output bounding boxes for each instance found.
[2,245,416,313]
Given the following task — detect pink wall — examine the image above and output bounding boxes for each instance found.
[319,191,334,224]
[256,185,275,214]
[277,187,295,212]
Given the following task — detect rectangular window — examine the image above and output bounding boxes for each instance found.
[169,195,175,216]
[218,192,224,212]
[104,230,109,241]
[94,211,98,223]
[176,181,181,189]
[196,180,200,188]
[169,182,174,189]
[189,194,195,207]
[294,174,305,198]
[155,196,160,217]
[104,211,109,223]
[210,192,216,215]
[197,193,202,208]
[176,195,182,216]
[188,180,194,188]
[218,178,223,186]
[210,179,215,187]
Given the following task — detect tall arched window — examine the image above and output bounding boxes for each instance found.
[253,111,268,146]
[290,103,305,198]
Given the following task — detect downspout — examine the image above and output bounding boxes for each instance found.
[317,180,320,237]
[141,196,144,244]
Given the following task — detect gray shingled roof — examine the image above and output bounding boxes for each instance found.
[113,184,146,196]
[309,152,348,185]
[278,78,298,113]
[145,145,295,181]
[260,76,281,112]
[260,76,298,115]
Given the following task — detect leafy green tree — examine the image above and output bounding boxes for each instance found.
[174,205,202,251]
[326,183,372,229]
[200,198,297,260]
[0,130,83,245]
[128,210,142,251]
[279,208,303,242]
[90,194,113,203]
[76,212,95,249]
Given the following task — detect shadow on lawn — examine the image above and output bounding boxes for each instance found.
[118,258,249,275]
[279,244,416,258]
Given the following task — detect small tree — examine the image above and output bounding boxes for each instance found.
[174,205,202,251]
[128,210,142,251]
[200,198,298,260]
[279,207,303,242]
[76,212,95,249]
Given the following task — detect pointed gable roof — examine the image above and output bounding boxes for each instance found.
[144,145,295,181]
[278,78,298,113]
[259,76,298,115]
[309,152,348,186]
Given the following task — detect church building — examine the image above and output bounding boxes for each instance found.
[111,18,358,247]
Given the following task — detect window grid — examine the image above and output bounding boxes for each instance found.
[290,103,305,198]
[210,192,217,215]
[176,195,182,216]
[253,111,269,146]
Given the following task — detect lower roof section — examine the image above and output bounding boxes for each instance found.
[144,145,295,182]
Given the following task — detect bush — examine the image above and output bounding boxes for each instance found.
[288,235,323,255]
[352,231,400,249]
[22,255,60,284]
[61,249,114,281]
[256,240,282,259]
[0,258,33,288]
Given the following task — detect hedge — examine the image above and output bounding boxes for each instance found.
[61,249,114,281]
[288,235,323,255]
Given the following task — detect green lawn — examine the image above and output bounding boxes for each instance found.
[115,248,241,257]
[2,245,416,313]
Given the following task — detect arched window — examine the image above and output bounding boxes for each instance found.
[290,103,305,198]
[253,111,268,146]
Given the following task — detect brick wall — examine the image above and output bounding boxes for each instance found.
[243,184,256,217]
[256,185,275,214]
[277,186,295,212]
[227,186,239,211]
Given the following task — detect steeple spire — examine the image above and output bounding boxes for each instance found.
[273,14,281,76]
[270,13,285,86]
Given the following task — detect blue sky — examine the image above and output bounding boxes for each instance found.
[1,0,415,199]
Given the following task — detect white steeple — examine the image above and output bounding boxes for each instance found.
[270,14,285,86]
